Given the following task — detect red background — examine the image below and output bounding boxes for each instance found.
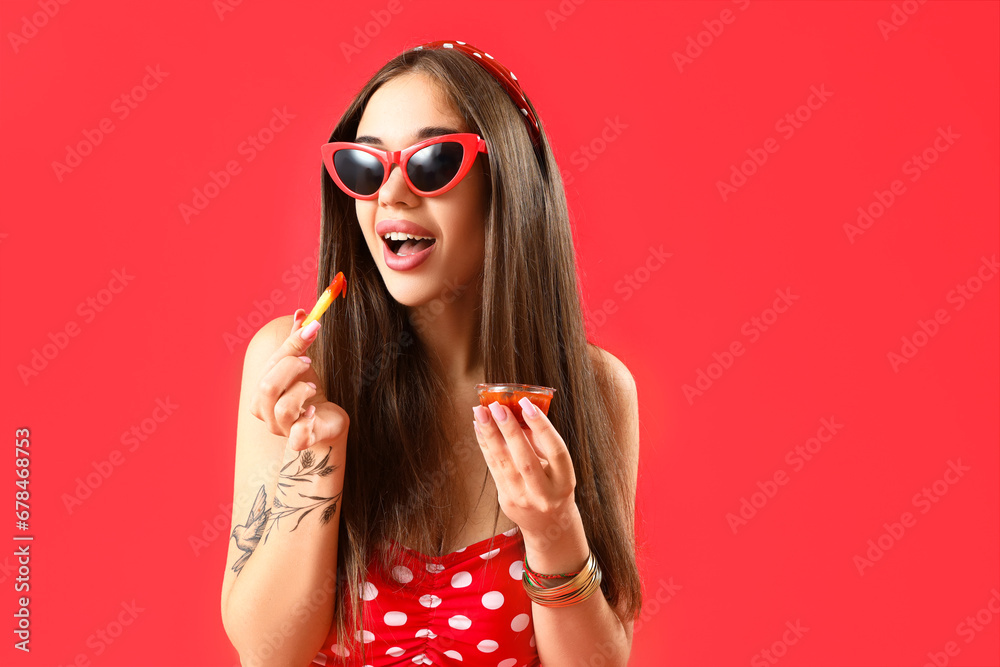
[2,1,998,666]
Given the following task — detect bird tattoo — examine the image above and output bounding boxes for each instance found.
[230,485,270,575]
[228,447,342,576]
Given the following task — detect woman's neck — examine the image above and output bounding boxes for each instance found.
[408,280,484,388]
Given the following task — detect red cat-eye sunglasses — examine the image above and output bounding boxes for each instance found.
[322,133,488,200]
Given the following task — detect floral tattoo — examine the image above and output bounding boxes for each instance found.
[267,446,342,542]
[229,446,341,575]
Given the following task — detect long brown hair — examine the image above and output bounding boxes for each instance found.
[312,44,642,660]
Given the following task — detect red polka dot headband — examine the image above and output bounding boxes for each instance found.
[412,40,541,149]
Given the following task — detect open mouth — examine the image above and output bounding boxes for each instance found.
[382,232,437,256]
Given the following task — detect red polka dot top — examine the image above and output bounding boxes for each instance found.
[311,525,541,666]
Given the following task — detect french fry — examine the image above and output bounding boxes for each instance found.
[301,271,346,329]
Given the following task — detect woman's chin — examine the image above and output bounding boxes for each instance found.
[373,256,481,312]
[382,281,434,309]
[388,284,466,315]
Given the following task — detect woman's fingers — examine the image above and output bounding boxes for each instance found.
[249,309,323,437]
[287,404,317,451]
[288,401,351,452]
[247,309,350,453]
[475,403,546,494]
[262,308,321,375]
[522,430,549,466]
[515,397,574,474]
[474,421,495,463]
[475,400,573,492]
[272,379,318,434]
[251,355,316,435]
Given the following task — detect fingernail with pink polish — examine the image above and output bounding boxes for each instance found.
[473,405,490,424]
[488,401,507,423]
[518,396,538,419]
[299,320,321,341]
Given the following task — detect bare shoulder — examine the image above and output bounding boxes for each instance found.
[587,343,637,401]
[250,314,296,353]
[241,314,300,379]
[586,342,639,463]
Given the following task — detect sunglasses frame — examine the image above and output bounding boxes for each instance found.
[321,132,489,200]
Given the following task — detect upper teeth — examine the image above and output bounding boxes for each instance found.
[384,232,433,241]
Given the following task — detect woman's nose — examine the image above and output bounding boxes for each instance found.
[379,163,418,205]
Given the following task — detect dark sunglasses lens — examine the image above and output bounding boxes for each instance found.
[407,142,464,193]
[334,149,383,196]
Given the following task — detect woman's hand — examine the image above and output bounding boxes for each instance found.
[471,398,579,539]
[248,309,349,452]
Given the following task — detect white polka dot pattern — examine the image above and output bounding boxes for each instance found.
[311,525,538,665]
[448,614,472,630]
[361,582,378,600]
[482,591,504,609]
[384,611,407,626]
[418,594,442,608]
[392,565,413,583]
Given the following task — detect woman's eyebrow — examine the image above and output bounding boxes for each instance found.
[354,126,462,145]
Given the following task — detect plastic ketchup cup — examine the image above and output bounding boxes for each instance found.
[475,383,556,429]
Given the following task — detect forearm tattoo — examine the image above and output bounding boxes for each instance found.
[229,446,342,575]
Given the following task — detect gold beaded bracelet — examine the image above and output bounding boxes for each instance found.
[521,550,603,607]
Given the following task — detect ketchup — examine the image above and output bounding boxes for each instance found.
[476,384,556,429]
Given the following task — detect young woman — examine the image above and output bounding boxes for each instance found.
[221,40,643,667]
